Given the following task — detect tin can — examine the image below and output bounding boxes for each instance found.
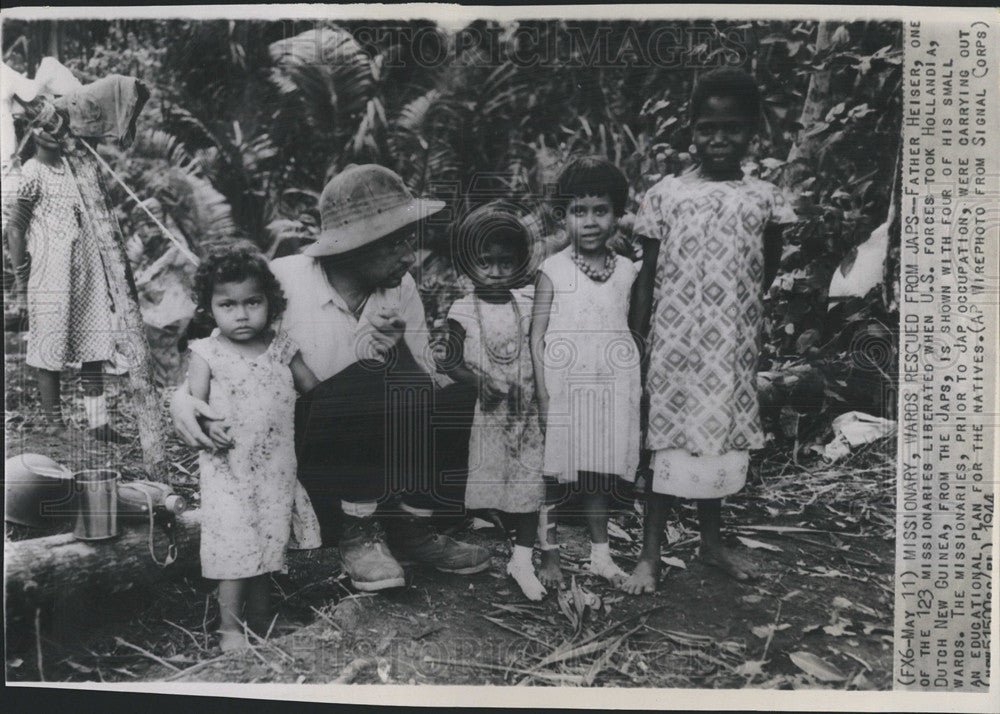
[73,469,119,541]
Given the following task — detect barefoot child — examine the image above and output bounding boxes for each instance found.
[530,157,642,590]
[623,68,797,594]
[187,244,321,651]
[442,202,547,600]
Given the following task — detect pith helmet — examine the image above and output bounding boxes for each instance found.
[5,453,75,528]
[303,164,446,257]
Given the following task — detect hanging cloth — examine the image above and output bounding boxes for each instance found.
[54,74,149,148]
[1,62,38,164]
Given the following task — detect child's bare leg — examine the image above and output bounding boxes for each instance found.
[80,361,104,397]
[623,493,673,595]
[583,477,626,586]
[245,574,273,636]
[81,361,126,443]
[507,511,546,600]
[538,478,563,589]
[697,499,755,581]
[37,369,61,420]
[217,579,250,652]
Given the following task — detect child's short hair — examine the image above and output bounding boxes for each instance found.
[689,67,761,124]
[554,156,629,217]
[454,200,533,277]
[689,67,762,124]
[193,242,287,326]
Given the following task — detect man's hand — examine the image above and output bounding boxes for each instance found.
[170,386,230,449]
[370,308,407,344]
[203,418,234,451]
[361,308,408,362]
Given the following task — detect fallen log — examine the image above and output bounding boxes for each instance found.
[4,509,201,611]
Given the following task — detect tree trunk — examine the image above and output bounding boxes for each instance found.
[4,510,201,612]
[785,21,839,167]
[48,20,62,61]
[65,149,169,482]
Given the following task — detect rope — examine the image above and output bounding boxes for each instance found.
[78,139,201,266]
[143,488,178,567]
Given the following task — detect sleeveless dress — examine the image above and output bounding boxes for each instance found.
[634,174,796,498]
[539,248,641,483]
[448,288,544,513]
[15,157,116,370]
[190,330,320,579]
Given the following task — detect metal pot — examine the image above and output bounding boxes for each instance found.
[72,469,119,541]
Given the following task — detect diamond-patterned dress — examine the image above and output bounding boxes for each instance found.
[634,174,795,498]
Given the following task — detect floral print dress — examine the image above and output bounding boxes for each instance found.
[190,330,320,579]
[448,287,544,513]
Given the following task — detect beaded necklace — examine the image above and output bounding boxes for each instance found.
[571,248,616,282]
[473,293,523,365]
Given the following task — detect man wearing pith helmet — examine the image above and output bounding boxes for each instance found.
[172,164,490,591]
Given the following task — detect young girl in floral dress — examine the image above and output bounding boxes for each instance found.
[623,68,797,594]
[530,157,642,590]
[443,201,547,600]
[188,244,321,651]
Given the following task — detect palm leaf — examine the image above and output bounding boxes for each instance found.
[395,89,442,134]
[130,129,203,177]
[268,26,375,137]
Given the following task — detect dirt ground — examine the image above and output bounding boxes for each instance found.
[5,333,896,689]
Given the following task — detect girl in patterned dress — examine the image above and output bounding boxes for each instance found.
[530,157,642,591]
[442,202,547,600]
[4,126,124,441]
[188,245,320,651]
[623,68,797,594]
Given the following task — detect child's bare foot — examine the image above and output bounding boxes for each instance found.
[622,557,660,595]
[588,555,628,587]
[699,545,757,581]
[538,548,564,590]
[219,630,249,653]
[506,559,547,601]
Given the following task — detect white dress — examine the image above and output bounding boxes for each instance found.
[539,248,641,483]
[190,331,320,580]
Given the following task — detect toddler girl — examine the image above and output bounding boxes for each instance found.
[442,201,547,600]
[188,244,320,651]
[530,157,642,590]
[624,68,797,594]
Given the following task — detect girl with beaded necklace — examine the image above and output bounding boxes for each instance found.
[530,157,642,591]
[442,201,547,600]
